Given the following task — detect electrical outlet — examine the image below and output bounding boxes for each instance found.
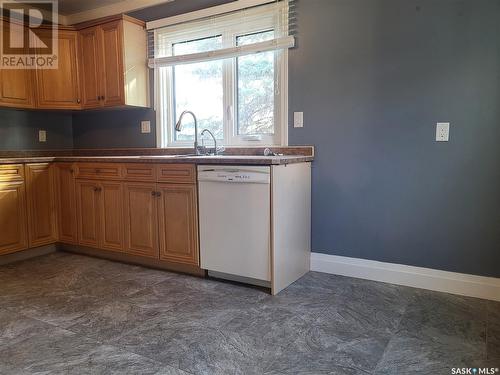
[436,122,450,142]
[38,130,47,142]
[141,121,151,134]
[294,112,304,128]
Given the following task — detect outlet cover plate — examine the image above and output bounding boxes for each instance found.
[294,112,304,128]
[141,121,151,134]
[436,122,450,142]
[38,130,47,142]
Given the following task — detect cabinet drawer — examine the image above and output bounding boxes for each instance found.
[157,164,196,184]
[0,164,24,182]
[75,163,122,180]
[123,163,156,182]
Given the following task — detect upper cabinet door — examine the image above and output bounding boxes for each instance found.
[25,163,58,247]
[35,30,81,109]
[0,22,35,108]
[100,21,124,107]
[78,27,101,109]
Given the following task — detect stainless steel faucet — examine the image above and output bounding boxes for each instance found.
[201,129,218,155]
[175,110,202,155]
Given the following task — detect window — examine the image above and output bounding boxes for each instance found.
[154,3,289,148]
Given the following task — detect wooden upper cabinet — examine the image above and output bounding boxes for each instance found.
[35,30,81,109]
[100,21,124,106]
[0,15,148,111]
[55,163,78,244]
[78,16,148,109]
[25,163,58,247]
[123,182,158,258]
[78,27,101,108]
[0,22,35,108]
[157,184,199,265]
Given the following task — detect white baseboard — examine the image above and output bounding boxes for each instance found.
[310,252,500,302]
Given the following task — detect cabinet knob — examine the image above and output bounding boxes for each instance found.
[77,99,81,104]
[151,191,156,196]
[156,191,161,197]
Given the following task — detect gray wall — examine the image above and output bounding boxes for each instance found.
[288,0,500,277]
[72,108,156,149]
[0,108,73,150]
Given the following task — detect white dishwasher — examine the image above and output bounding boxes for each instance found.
[198,165,271,285]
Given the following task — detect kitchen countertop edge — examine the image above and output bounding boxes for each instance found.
[0,155,314,165]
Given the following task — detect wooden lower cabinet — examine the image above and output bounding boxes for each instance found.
[76,179,125,251]
[25,164,58,247]
[55,163,78,244]
[158,184,199,265]
[99,182,124,251]
[1,162,200,269]
[123,183,158,258]
[0,181,28,255]
[76,180,100,248]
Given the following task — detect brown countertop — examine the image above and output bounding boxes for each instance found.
[0,154,313,165]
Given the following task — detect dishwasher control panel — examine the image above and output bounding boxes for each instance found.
[198,166,270,184]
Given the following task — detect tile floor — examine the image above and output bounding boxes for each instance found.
[0,252,498,375]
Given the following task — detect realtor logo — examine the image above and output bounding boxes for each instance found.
[0,0,58,69]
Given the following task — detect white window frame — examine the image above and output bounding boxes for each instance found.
[154,5,288,148]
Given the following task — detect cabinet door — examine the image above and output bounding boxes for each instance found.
[0,22,35,108]
[158,184,199,265]
[123,183,158,258]
[78,27,101,109]
[99,181,124,252]
[25,163,57,247]
[35,30,81,109]
[55,163,77,244]
[0,182,28,255]
[76,180,100,248]
[100,21,124,106]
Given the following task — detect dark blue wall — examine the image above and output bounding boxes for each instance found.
[288,0,500,277]
[0,108,73,150]
[72,107,156,149]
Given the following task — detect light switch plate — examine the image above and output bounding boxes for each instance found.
[141,121,151,134]
[38,130,46,142]
[294,112,304,128]
[436,122,450,142]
